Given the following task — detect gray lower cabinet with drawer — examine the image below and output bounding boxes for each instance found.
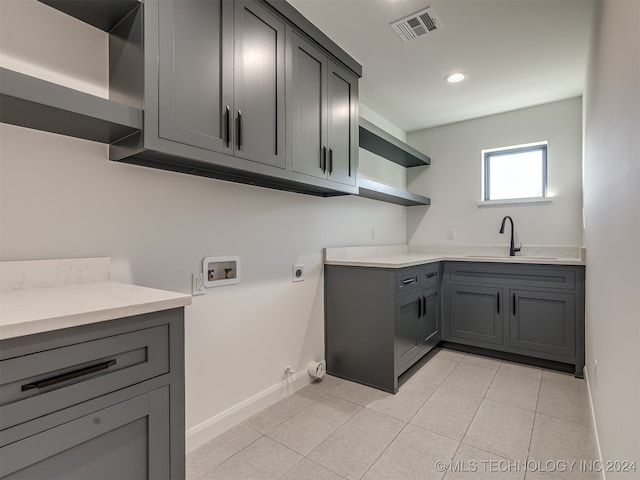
[442,262,585,376]
[0,308,185,479]
[325,263,441,393]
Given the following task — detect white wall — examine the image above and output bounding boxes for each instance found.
[0,0,407,450]
[583,0,640,475]
[406,99,584,248]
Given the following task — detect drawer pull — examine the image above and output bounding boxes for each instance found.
[402,277,417,285]
[425,272,437,279]
[21,359,117,391]
[225,105,231,148]
[237,110,242,149]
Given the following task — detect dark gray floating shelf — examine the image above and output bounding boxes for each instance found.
[359,117,430,167]
[358,178,431,207]
[0,68,142,144]
[38,0,140,32]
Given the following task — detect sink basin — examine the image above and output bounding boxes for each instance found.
[465,255,557,260]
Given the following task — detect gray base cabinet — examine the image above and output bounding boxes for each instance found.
[442,262,585,376]
[325,263,441,393]
[0,308,185,479]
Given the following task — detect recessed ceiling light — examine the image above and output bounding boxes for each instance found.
[444,72,468,84]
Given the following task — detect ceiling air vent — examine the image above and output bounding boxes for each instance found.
[390,6,443,43]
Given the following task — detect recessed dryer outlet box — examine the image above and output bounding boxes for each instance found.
[293,264,304,282]
[202,256,241,287]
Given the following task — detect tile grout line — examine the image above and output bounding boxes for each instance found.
[455,360,500,450]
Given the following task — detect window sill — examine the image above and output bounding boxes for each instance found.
[477,197,553,208]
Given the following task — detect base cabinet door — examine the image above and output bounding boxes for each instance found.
[395,294,421,374]
[0,387,170,480]
[447,284,503,345]
[509,289,576,357]
[421,286,440,349]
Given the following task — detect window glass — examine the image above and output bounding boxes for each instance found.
[484,144,547,201]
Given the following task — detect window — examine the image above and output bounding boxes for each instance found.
[483,143,547,201]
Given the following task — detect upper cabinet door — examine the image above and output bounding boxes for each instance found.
[289,31,328,180]
[234,1,286,169]
[327,62,357,186]
[157,0,233,154]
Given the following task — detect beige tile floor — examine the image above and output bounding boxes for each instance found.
[187,348,598,480]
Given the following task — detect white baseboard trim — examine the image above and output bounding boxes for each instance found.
[185,370,312,453]
[584,368,606,480]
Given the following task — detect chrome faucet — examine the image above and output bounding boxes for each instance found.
[499,216,522,256]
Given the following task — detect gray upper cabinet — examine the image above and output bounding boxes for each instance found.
[12,0,362,197]
[157,0,233,156]
[233,1,286,168]
[289,31,357,187]
[156,0,285,168]
[327,62,357,186]
[289,32,328,180]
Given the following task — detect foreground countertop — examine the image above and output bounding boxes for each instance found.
[325,245,586,268]
[0,258,191,340]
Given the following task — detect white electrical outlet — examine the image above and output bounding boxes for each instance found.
[447,228,456,241]
[371,226,376,240]
[192,273,205,296]
[293,264,304,282]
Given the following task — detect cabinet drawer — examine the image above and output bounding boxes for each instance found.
[420,263,441,288]
[447,263,577,290]
[0,325,169,430]
[396,269,420,293]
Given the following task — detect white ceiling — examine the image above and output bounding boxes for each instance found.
[288,0,595,133]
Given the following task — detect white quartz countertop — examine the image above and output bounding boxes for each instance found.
[325,245,586,268]
[0,258,191,340]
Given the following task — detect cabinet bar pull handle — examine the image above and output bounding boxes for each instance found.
[237,110,242,149]
[418,298,422,317]
[425,272,437,279]
[322,145,327,172]
[225,105,231,148]
[402,277,416,285]
[329,148,333,174]
[422,295,426,314]
[21,359,117,391]
[513,294,516,316]
[497,292,500,314]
